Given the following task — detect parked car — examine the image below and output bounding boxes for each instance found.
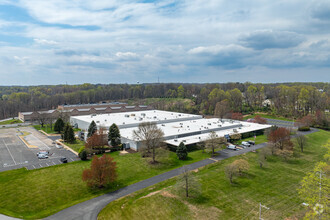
[38,154,48,159]
[227,144,239,151]
[55,144,63,149]
[37,151,49,156]
[241,141,251,147]
[60,157,68,163]
[236,146,244,150]
[248,140,255,145]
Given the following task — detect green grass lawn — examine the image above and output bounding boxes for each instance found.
[0,119,23,125]
[243,113,294,122]
[65,140,85,153]
[33,124,81,134]
[240,134,268,145]
[98,130,329,220]
[0,149,210,219]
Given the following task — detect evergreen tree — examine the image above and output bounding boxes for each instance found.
[108,123,121,147]
[63,123,75,143]
[176,142,188,160]
[87,120,97,138]
[67,124,75,143]
[54,118,65,134]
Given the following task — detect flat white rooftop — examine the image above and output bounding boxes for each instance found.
[120,118,271,146]
[71,110,202,130]
[71,110,271,148]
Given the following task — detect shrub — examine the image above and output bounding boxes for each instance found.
[79,149,88,161]
[298,126,310,131]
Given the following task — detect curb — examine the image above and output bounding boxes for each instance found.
[17,135,38,149]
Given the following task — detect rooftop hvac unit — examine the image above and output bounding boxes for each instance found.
[218,125,222,127]
[139,118,143,121]
[123,122,125,124]
[125,114,129,117]
[174,139,178,142]
[141,113,146,116]
[199,137,201,139]
[208,123,211,125]
[96,121,100,123]
[131,113,135,116]
[104,119,107,122]
[179,114,181,116]
[162,124,165,126]
[183,140,186,142]
[153,116,157,119]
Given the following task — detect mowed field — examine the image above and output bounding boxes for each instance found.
[0,149,209,219]
[98,130,329,220]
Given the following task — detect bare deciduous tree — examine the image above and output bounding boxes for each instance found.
[296,134,307,153]
[133,122,164,163]
[205,131,227,156]
[214,100,230,119]
[176,165,200,198]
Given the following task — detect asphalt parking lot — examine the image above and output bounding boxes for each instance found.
[0,127,79,172]
[265,118,295,128]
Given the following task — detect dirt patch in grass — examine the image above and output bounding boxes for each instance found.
[140,190,162,199]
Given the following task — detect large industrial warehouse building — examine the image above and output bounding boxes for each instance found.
[70,110,271,151]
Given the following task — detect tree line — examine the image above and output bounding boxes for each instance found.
[0,82,328,121]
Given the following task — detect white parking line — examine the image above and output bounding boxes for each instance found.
[28,134,50,150]
[52,161,56,165]
[69,158,74,162]
[32,165,36,169]
[1,138,17,165]
[46,163,49,166]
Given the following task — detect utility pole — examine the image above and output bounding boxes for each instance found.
[259,203,269,220]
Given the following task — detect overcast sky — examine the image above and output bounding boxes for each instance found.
[0,0,329,85]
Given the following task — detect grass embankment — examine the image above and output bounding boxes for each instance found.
[98,130,329,220]
[33,124,81,134]
[0,119,23,125]
[64,140,85,153]
[243,113,294,122]
[0,149,209,219]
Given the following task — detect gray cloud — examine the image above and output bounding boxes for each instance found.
[311,2,330,21]
[239,30,305,50]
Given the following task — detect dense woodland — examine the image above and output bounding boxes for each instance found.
[0,82,329,123]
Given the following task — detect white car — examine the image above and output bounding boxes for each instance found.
[227,144,238,151]
[38,153,48,159]
[55,144,63,149]
[241,141,251,147]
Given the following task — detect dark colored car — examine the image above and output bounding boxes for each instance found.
[248,140,255,145]
[60,157,68,163]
